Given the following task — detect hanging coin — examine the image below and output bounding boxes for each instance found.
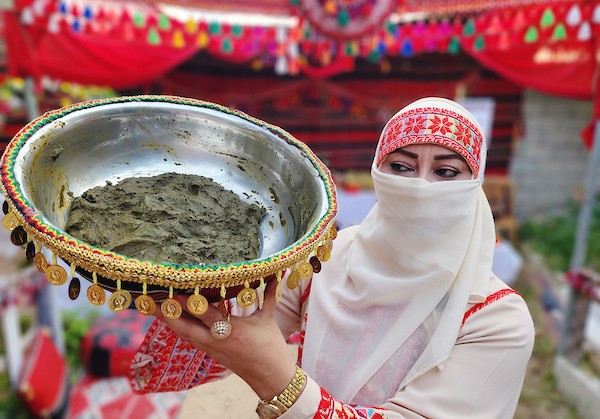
[275,280,283,302]
[309,255,322,273]
[10,226,27,246]
[161,298,182,320]
[187,294,209,315]
[286,269,301,290]
[2,212,18,231]
[316,245,328,260]
[68,277,81,300]
[2,200,8,215]
[236,287,256,308]
[45,265,68,286]
[323,238,334,250]
[108,289,132,312]
[34,252,48,272]
[135,295,156,316]
[25,241,36,262]
[329,225,338,239]
[87,284,106,306]
[297,261,313,280]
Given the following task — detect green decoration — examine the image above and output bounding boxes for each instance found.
[540,8,555,29]
[232,25,243,37]
[473,36,485,51]
[158,14,171,31]
[463,19,475,37]
[338,9,350,27]
[344,42,354,55]
[303,27,311,39]
[524,26,539,43]
[133,12,145,28]
[209,21,221,35]
[448,36,461,54]
[147,28,161,45]
[289,0,299,5]
[551,23,567,41]
[368,50,379,63]
[222,38,232,54]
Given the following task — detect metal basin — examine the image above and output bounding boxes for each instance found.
[1,96,338,301]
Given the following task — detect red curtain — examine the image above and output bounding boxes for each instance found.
[462,41,595,101]
[3,12,200,90]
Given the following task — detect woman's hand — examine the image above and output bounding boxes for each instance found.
[154,279,297,400]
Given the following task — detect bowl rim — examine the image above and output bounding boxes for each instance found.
[1,95,338,291]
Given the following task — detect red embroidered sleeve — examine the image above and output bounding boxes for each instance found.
[130,319,228,393]
[315,388,389,419]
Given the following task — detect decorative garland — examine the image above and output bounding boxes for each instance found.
[15,0,600,76]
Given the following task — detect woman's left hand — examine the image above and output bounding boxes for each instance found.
[154,279,298,401]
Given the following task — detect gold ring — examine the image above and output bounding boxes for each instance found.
[210,316,232,340]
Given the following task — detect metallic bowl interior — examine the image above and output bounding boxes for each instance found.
[11,99,331,271]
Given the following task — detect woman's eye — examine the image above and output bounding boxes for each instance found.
[390,162,412,173]
[434,168,460,178]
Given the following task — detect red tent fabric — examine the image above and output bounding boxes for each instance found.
[3,11,200,90]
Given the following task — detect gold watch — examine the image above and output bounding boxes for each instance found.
[256,366,307,419]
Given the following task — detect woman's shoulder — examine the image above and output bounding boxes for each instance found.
[460,275,535,345]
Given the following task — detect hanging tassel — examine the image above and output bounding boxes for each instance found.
[550,23,567,42]
[540,8,556,30]
[577,22,591,41]
[566,4,582,26]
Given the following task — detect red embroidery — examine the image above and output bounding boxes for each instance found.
[314,388,388,419]
[429,115,453,135]
[462,288,519,327]
[130,319,228,394]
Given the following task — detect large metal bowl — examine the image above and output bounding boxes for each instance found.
[1,95,337,304]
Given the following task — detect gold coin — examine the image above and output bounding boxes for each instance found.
[108,289,132,312]
[316,245,327,260]
[2,212,19,231]
[321,248,331,262]
[286,270,301,290]
[45,265,67,286]
[323,238,334,250]
[329,226,338,239]
[135,295,156,316]
[186,294,209,315]
[161,298,182,319]
[87,284,106,306]
[236,288,256,308]
[297,261,313,280]
[34,252,48,272]
[275,281,283,302]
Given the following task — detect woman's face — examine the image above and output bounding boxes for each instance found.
[379,144,473,182]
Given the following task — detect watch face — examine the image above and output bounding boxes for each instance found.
[256,402,283,419]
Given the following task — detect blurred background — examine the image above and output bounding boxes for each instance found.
[0,0,599,418]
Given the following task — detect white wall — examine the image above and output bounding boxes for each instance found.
[510,90,595,221]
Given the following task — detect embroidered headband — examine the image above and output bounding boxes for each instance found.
[375,97,484,177]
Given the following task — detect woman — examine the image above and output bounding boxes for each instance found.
[131,97,534,418]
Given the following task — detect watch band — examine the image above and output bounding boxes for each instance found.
[256,366,307,418]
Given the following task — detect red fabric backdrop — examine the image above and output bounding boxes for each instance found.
[3,11,200,90]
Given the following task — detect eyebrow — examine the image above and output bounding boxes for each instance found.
[392,148,466,163]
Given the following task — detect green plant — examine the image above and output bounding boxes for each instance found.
[62,308,101,381]
[519,198,600,273]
